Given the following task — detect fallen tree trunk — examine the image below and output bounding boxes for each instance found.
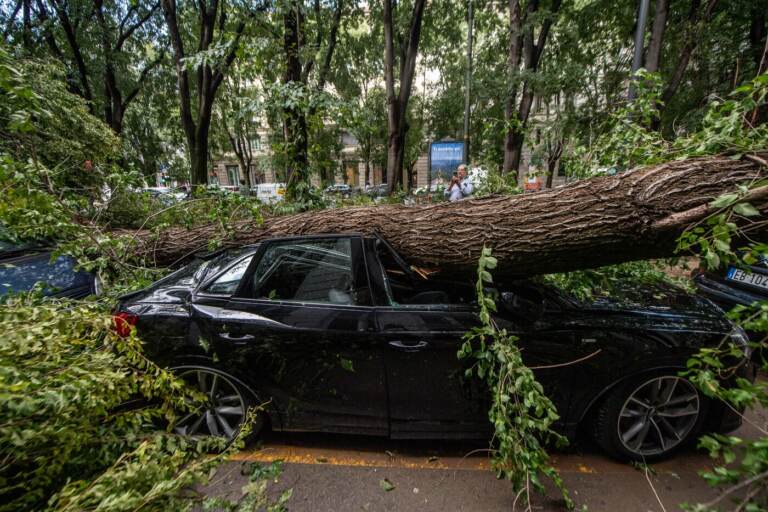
[131,153,768,275]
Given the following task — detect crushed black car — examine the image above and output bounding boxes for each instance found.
[116,234,755,462]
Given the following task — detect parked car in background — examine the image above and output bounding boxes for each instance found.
[694,255,768,347]
[324,184,352,198]
[115,234,754,462]
[0,240,100,299]
[365,184,389,198]
[694,256,768,312]
[142,187,188,204]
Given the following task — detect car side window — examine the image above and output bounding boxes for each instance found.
[248,238,362,305]
[204,256,253,295]
[377,244,475,306]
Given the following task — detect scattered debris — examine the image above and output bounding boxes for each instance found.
[379,478,395,492]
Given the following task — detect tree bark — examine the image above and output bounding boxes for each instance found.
[128,152,768,275]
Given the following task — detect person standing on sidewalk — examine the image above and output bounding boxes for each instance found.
[445,164,473,202]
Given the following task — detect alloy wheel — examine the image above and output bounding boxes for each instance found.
[174,369,246,441]
[617,376,700,457]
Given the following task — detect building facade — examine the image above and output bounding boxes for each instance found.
[210,128,569,191]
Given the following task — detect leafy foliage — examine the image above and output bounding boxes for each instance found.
[566,71,768,178]
[542,259,693,302]
[0,294,286,511]
[0,47,120,190]
[675,186,768,510]
[458,247,573,510]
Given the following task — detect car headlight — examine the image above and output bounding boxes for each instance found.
[93,274,103,296]
[729,326,751,359]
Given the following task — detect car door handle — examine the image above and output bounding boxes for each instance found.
[219,332,255,342]
[388,340,429,351]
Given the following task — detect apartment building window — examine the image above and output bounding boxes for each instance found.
[226,165,239,186]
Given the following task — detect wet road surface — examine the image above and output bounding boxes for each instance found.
[206,406,766,511]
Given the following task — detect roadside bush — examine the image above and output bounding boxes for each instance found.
[0,294,285,511]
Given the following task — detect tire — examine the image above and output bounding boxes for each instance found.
[592,373,706,462]
[171,365,264,443]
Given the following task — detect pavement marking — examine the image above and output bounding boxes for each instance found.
[231,444,713,476]
[231,445,491,471]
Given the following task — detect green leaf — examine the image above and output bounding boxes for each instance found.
[713,239,731,253]
[733,202,760,217]
[710,193,739,209]
[704,249,721,269]
[338,357,354,372]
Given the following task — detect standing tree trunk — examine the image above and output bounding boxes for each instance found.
[161,0,250,185]
[502,0,522,177]
[45,0,160,129]
[545,137,562,188]
[128,153,768,276]
[282,0,309,193]
[94,0,162,134]
[50,0,93,108]
[281,0,343,198]
[659,0,719,108]
[645,0,668,73]
[502,0,561,179]
[750,1,767,72]
[383,0,427,194]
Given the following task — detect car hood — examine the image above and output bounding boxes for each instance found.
[584,282,727,321]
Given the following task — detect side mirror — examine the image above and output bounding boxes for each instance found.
[500,290,545,322]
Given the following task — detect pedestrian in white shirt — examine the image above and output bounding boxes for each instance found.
[445,164,473,202]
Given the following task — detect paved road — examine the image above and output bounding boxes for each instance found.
[206,406,766,511]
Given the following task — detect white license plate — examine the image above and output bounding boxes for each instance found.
[726,267,768,291]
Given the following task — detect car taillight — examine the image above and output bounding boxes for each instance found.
[113,311,138,337]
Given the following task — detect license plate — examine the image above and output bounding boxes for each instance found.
[726,267,768,291]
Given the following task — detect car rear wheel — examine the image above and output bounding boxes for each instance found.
[172,367,260,442]
[593,374,704,462]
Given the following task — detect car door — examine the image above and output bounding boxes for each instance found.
[192,236,388,435]
[370,240,578,438]
[368,240,487,437]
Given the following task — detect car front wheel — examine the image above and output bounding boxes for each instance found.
[593,374,704,462]
[172,367,259,443]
